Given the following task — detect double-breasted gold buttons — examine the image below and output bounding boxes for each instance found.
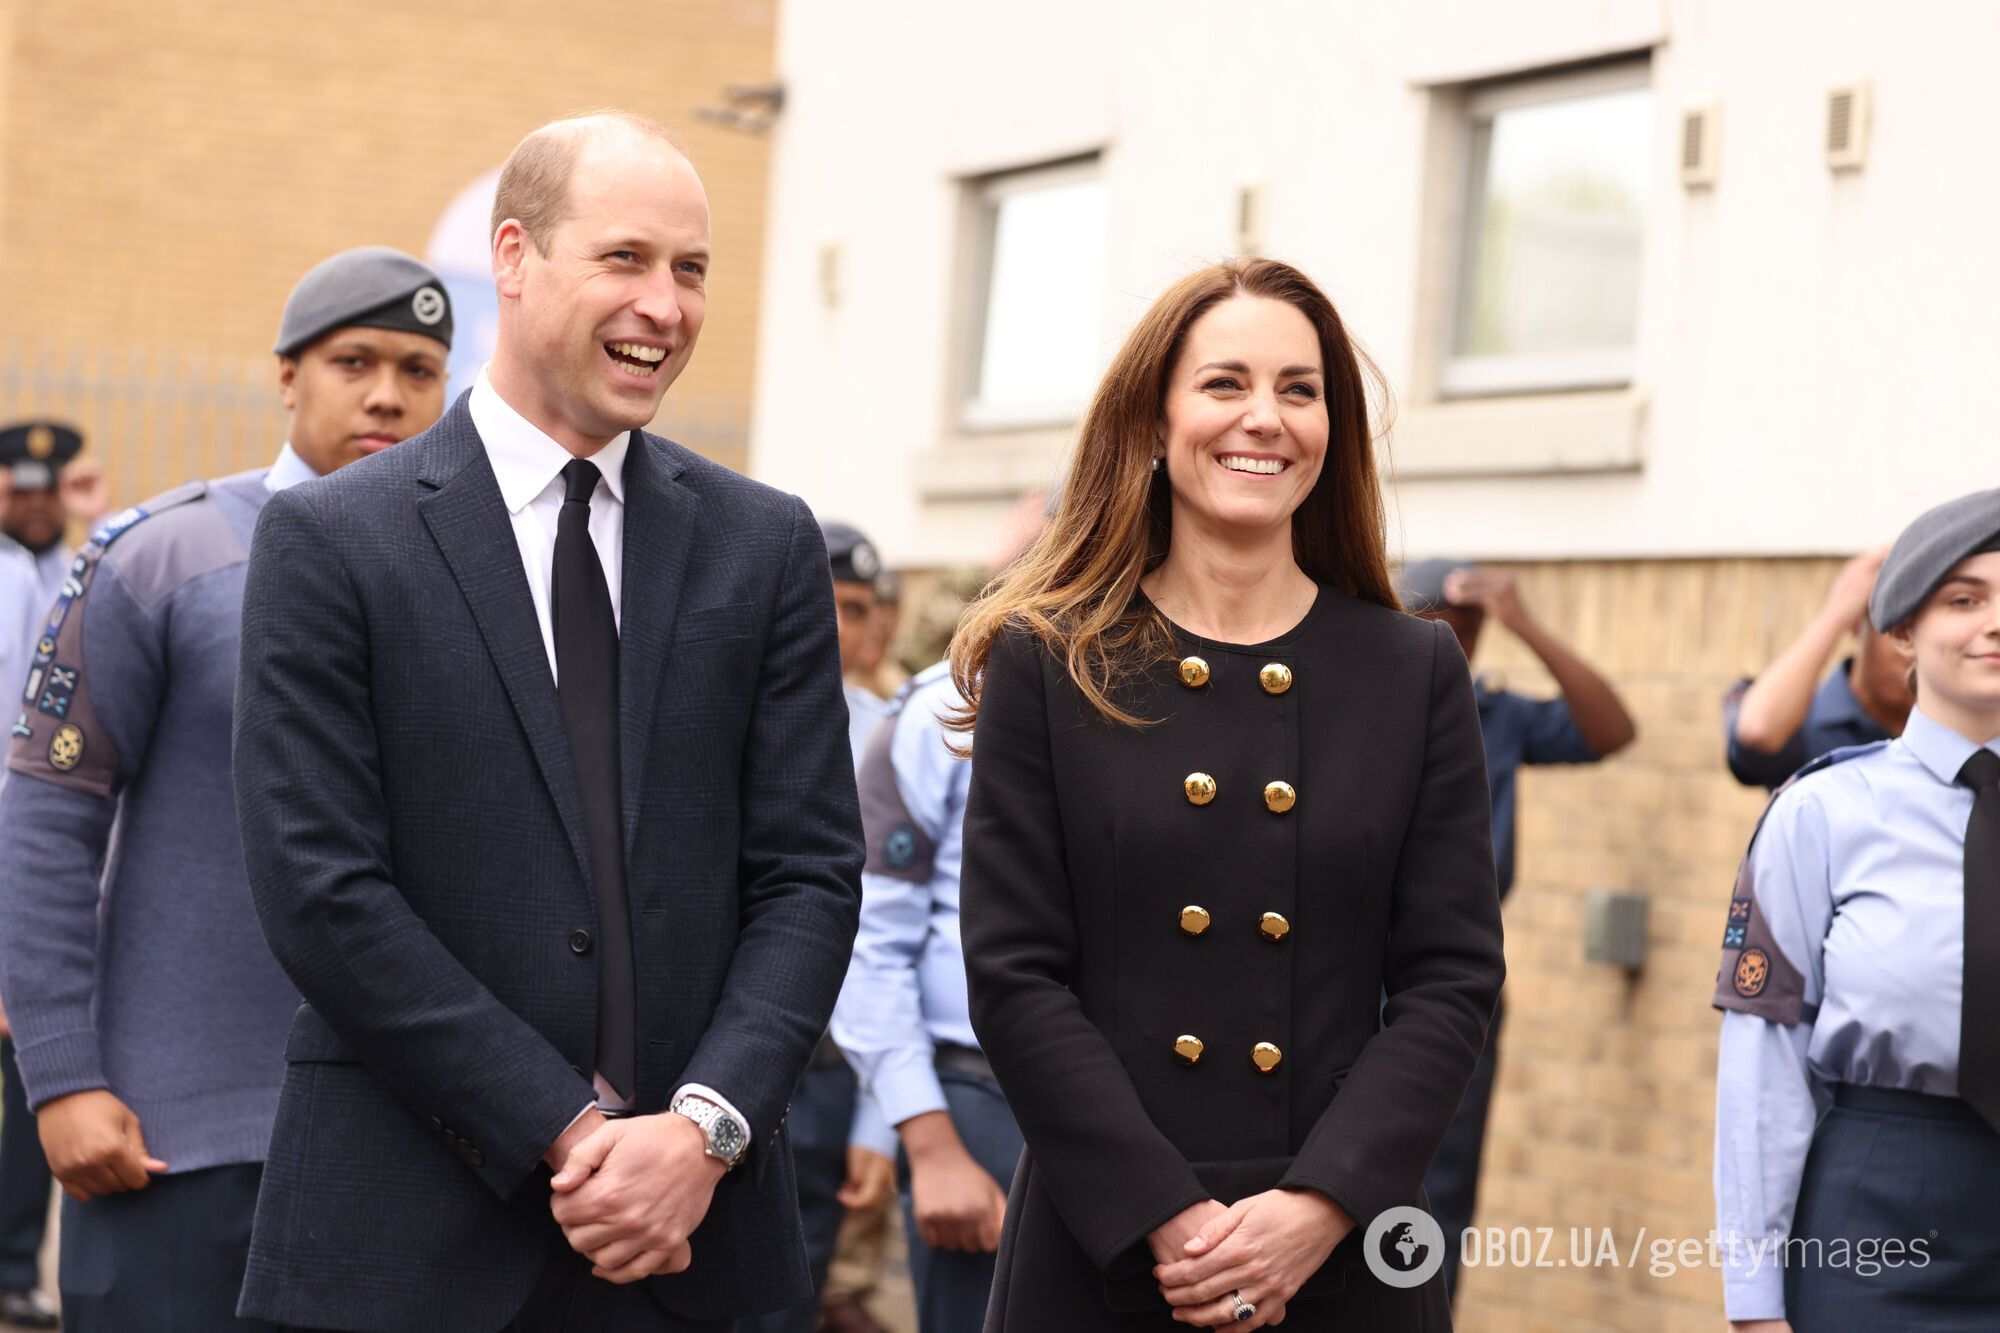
[1174,1035,1205,1066]
[1251,1042,1284,1073]
[1259,912,1291,942]
[1185,772,1217,805]
[1178,656,1211,689]
[1179,905,1212,936]
[1259,662,1293,695]
[1263,781,1296,814]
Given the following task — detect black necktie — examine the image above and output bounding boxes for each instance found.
[1956,748,2000,1132]
[553,458,635,1100]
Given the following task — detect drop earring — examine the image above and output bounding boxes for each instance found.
[1151,455,1163,473]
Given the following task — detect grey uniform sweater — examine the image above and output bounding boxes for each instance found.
[0,468,299,1171]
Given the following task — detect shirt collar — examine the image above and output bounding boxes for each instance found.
[1898,705,2000,786]
[469,365,630,516]
[264,442,322,494]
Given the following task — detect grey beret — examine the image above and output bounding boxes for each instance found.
[1869,488,2000,631]
[819,520,882,585]
[1396,557,1472,612]
[274,246,453,356]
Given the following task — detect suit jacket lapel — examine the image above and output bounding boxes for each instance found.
[617,433,698,858]
[416,401,594,886]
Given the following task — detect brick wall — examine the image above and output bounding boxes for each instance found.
[0,0,774,481]
[1454,556,1847,1332]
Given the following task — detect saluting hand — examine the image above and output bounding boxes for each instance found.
[1443,566,1529,633]
[37,1089,169,1201]
[1154,1188,1353,1330]
[549,1112,725,1283]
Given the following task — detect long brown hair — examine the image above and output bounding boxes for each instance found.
[948,257,1396,732]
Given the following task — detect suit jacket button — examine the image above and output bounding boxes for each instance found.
[1179,905,1212,936]
[1263,781,1296,814]
[1178,656,1211,689]
[569,929,593,954]
[1259,912,1291,942]
[1173,1034,1205,1066]
[1259,662,1293,695]
[1184,773,1217,806]
[1252,1042,1284,1073]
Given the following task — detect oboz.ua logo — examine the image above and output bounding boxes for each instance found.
[1364,1206,1446,1288]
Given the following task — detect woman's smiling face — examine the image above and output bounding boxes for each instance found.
[1158,294,1330,543]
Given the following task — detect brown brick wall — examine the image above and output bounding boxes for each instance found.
[1454,556,1848,1333]
[0,0,773,485]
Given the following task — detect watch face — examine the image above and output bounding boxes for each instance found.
[711,1116,746,1159]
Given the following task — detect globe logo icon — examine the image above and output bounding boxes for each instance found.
[1363,1206,1447,1288]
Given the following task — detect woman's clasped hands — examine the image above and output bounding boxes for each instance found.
[1150,1189,1355,1329]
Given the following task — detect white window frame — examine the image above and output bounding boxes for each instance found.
[1440,60,1652,399]
[957,154,1104,432]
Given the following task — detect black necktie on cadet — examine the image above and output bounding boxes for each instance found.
[553,457,636,1101]
[1957,748,2000,1132]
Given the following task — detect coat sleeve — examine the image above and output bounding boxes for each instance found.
[1279,618,1505,1226]
[676,497,864,1147]
[962,627,1209,1274]
[234,488,594,1201]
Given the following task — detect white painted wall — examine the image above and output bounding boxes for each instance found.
[748,0,2000,568]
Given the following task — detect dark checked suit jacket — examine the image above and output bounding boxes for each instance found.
[232,395,863,1331]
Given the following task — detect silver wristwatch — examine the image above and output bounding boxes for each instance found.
[670,1093,748,1170]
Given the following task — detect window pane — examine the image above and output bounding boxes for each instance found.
[1455,85,1652,362]
[975,177,1106,415]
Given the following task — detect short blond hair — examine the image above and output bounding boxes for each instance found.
[490,110,683,250]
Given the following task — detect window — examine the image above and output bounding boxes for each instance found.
[1444,62,1652,397]
[961,157,1107,429]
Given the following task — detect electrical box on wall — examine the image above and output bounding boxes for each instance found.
[1680,105,1719,188]
[1826,82,1871,172]
[1585,889,1649,971]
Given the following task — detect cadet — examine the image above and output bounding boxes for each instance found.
[1723,545,1912,791]
[0,420,108,598]
[743,521,900,1333]
[832,659,1025,1333]
[0,247,451,1330]
[1714,488,2000,1332]
[1399,557,1637,1293]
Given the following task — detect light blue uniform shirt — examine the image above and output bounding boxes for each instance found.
[0,538,41,719]
[840,678,900,1157]
[1713,706,1995,1319]
[831,662,977,1133]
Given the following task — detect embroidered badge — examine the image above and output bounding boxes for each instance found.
[1728,900,1750,922]
[1723,923,1747,949]
[884,826,918,870]
[412,287,446,325]
[47,723,84,772]
[1733,947,1771,998]
[36,664,77,720]
[9,713,30,739]
[21,666,41,704]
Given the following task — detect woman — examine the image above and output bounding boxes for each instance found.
[949,258,1505,1330]
[1714,488,2000,1332]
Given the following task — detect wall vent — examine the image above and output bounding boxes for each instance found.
[1236,183,1266,258]
[1826,82,1871,171]
[1680,105,1720,188]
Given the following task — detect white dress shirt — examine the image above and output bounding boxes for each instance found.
[468,368,748,1148]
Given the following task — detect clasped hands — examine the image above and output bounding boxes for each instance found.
[1148,1189,1354,1330]
[544,1107,727,1284]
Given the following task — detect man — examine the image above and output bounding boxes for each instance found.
[0,421,109,599]
[742,519,898,1333]
[232,112,862,1332]
[0,248,453,1330]
[1724,546,1911,790]
[0,467,58,1329]
[1399,558,1637,1294]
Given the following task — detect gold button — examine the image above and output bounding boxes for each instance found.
[1179,905,1212,936]
[1263,781,1296,813]
[1259,911,1291,942]
[1251,1042,1284,1073]
[1178,656,1211,689]
[1174,1034,1205,1066]
[1259,662,1293,695]
[1185,773,1217,806]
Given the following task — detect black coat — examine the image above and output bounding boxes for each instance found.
[961,590,1504,1330]
[231,396,863,1331]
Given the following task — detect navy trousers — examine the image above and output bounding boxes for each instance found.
[736,1058,857,1333]
[1425,997,1502,1296]
[0,1038,51,1292]
[62,1161,274,1331]
[1784,1084,2000,1330]
[900,1070,1022,1333]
